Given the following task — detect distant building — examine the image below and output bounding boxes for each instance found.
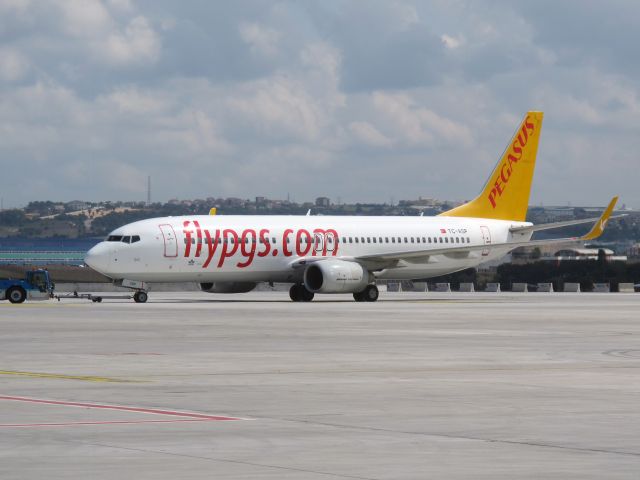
[65,200,86,212]
[315,197,330,207]
[543,247,627,262]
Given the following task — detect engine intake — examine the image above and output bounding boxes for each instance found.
[304,260,369,293]
[199,282,257,294]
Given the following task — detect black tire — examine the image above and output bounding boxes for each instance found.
[7,287,26,304]
[363,284,379,302]
[289,284,301,301]
[300,287,315,302]
[353,291,365,302]
[133,291,148,303]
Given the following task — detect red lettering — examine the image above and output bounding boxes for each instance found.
[296,229,312,256]
[524,115,535,134]
[183,220,193,257]
[217,229,239,268]
[488,189,498,208]
[511,140,522,158]
[500,164,511,184]
[282,229,294,256]
[257,229,271,257]
[494,178,504,196]
[194,220,203,258]
[202,229,220,268]
[517,126,528,148]
[237,229,257,268]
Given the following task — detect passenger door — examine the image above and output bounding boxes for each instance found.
[159,224,178,257]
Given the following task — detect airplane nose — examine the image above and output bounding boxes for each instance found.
[84,243,112,275]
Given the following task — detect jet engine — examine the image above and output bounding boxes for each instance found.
[303,259,370,293]
[199,282,257,294]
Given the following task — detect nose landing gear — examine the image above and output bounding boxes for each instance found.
[133,291,148,303]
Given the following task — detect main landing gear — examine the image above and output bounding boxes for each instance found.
[289,284,315,302]
[353,284,379,302]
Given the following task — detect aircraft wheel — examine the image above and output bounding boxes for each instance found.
[301,287,315,302]
[289,284,302,302]
[7,287,26,304]
[363,284,379,302]
[133,291,148,303]
[353,291,365,302]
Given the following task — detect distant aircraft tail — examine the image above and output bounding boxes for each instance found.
[440,111,544,222]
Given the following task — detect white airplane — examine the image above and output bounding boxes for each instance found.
[85,111,619,303]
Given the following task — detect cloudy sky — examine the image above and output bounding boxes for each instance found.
[1,0,639,209]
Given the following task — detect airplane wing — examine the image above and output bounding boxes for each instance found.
[355,197,619,265]
[510,197,625,235]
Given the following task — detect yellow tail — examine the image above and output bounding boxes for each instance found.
[440,111,544,222]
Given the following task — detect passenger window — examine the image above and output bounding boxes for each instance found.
[428,237,432,243]
[456,237,460,243]
[349,237,353,243]
[392,238,395,243]
[342,237,346,243]
[272,237,276,244]
[379,237,383,243]
[373,238,377,243]
[411,237,415,243]
[361,237,365,243]
[439,238,443,243]
[385,237,389,243]
[467,237,471,243]
[404,237,408,243]
[397,237,401,243]
[355,237,359,243]
[367,237,371,243]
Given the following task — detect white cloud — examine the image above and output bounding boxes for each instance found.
[103,16,161,65]
[238,22,281,58]
[1,1,640,207]
[56,0,112,37]
[0,48,30,81]
[348,121,393,148]
[441,33,465,49]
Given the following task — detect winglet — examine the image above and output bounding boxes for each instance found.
[209,208,217,215]
[581,196,618,240]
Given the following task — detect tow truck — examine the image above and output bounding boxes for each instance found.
[0,269,55,304]
[1,269,135,304]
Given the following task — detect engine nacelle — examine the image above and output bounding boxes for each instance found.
[199,282,257,294]
[303,260,369,294]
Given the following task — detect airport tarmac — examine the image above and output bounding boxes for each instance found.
[1,292,640,479]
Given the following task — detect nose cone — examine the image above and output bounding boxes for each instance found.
[84,243,112,276]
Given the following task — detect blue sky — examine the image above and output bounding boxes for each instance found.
[1,0,639,208]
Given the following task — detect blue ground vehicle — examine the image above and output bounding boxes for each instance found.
[0,269,54,304]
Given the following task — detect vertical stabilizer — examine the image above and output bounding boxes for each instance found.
[440,111,544,221]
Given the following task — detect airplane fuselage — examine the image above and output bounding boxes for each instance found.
[85,215,531,283]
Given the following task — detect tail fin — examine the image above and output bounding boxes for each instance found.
[440,111,544,221]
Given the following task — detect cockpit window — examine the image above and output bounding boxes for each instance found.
[122,236,131,243]
[131,235,141,243]
[107,235,123,242]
